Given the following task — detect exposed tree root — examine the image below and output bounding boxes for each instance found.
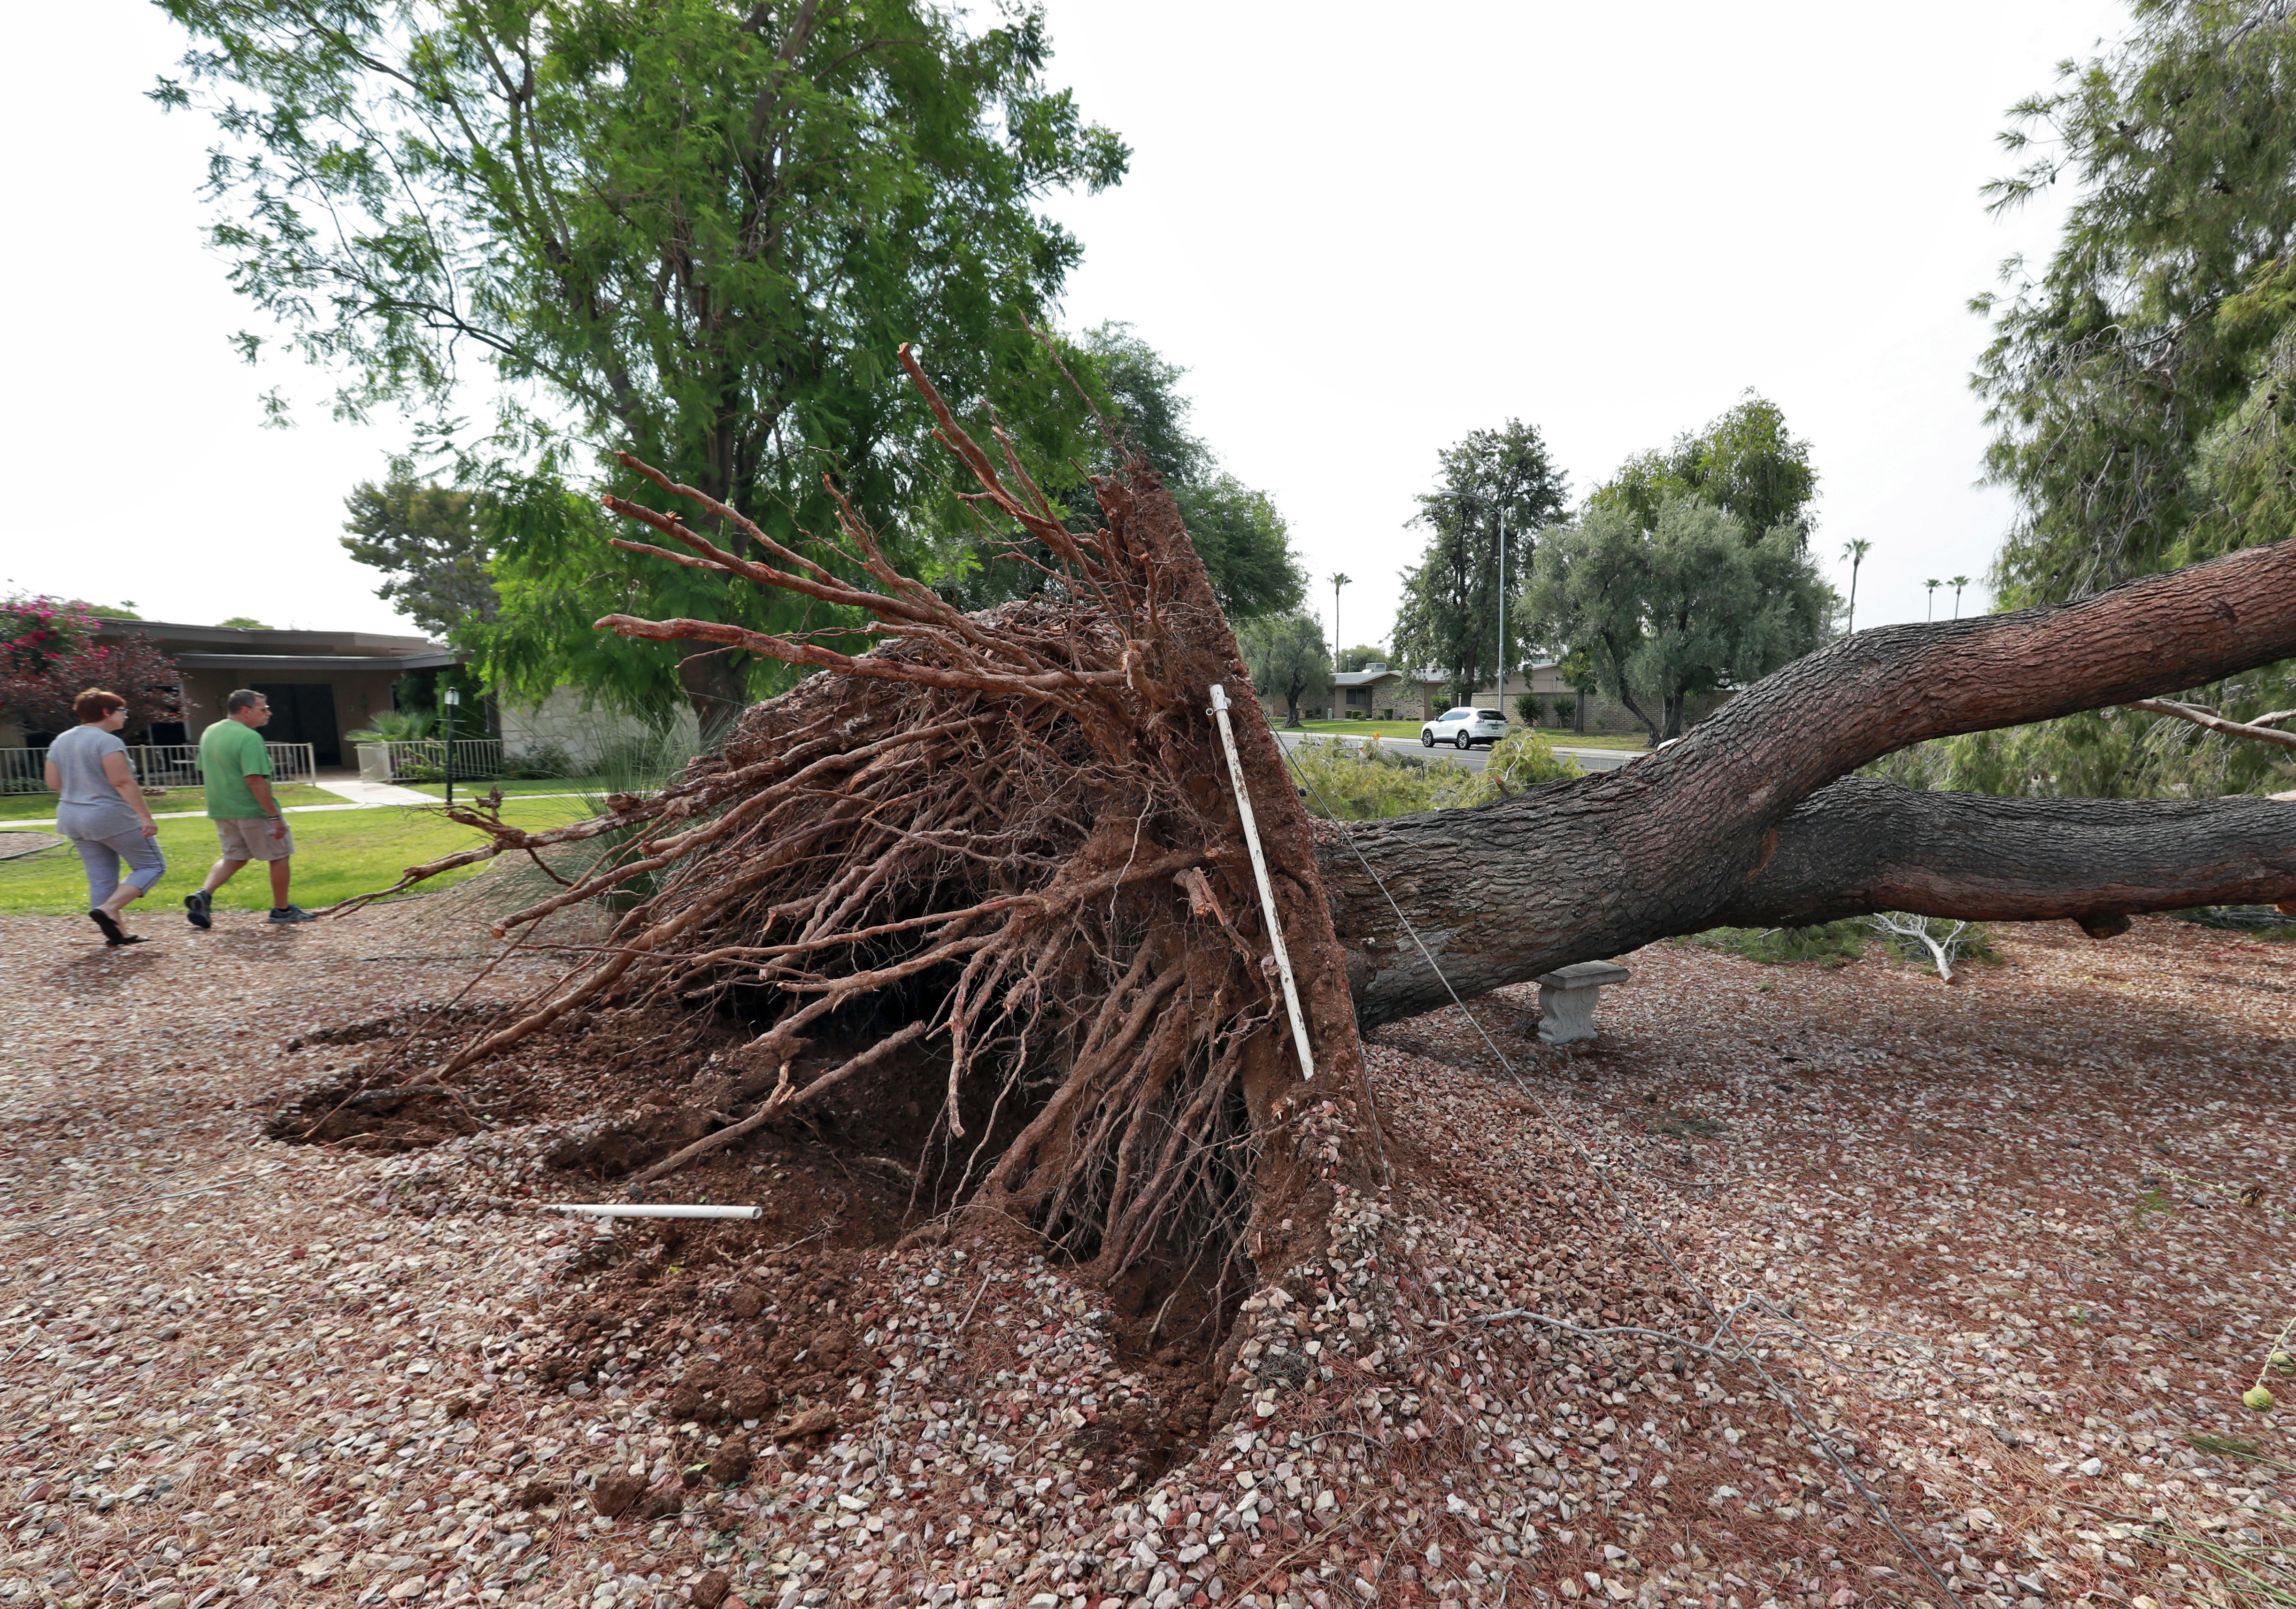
[363,347,1372,1300]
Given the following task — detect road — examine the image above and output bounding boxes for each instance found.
[1270,730,1645,774]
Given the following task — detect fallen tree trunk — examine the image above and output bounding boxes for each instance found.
[376,349,2296,1284]
[1328,546,2296,1025]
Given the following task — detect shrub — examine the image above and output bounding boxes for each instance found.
[1676,922,1870,965]
[1285,737,1477,820]
[1515,692,1545,726]
[1462,728,1579,803]
[345,709,435,742]
[502,740,576,780]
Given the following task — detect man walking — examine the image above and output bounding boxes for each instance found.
[185,688,316,928]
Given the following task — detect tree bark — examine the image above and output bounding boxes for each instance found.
[1325,538,2296,1028]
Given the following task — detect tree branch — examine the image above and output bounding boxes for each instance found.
[1710,776,2296,929]
[2125,696,2296,749]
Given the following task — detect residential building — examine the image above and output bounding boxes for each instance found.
[78,619,461,767]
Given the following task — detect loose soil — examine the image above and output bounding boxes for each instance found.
[0,902,2288,1609]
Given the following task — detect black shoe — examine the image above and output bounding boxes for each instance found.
[268,905,318,924]
[185,890,213,930]
[88,910,146,946]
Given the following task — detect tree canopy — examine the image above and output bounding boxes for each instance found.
[341,481,496,640]
[1976,0,2296,606]
[1874,0,2296,800]
[1588,393,1818,544]
[930,324,1307,623]
[1390,422,1569,705]
[156,0,1125,727]
[1521,498,1832,742]
[0,597,182,736]
[1238,610,1332,727]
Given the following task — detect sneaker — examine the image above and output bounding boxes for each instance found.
[267,905,318,924]
[185,890,213,929]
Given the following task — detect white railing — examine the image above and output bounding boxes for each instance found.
[356,738,504,785]
[129,743,316,788]
[0,742,316,796]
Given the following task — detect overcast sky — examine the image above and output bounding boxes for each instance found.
[2,0,2130,648]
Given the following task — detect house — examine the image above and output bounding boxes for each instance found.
[1330,663,1434,720]
[90,619,462,767]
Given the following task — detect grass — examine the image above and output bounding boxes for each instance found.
[1287,719,1652,749]
[402,775,619,799]
[0,797,594,916]
[0,783,347,823]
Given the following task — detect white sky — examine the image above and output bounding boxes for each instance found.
[2,0,2131,648]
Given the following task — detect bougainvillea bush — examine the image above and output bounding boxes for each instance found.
[0,595,181,735]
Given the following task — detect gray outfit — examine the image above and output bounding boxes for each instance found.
[48,725,166,907]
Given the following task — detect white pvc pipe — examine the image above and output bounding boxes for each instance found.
[542,1204,762,1220]
[1207,685,1317,1081]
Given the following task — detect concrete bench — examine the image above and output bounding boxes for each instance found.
[1531,960,1631,1044]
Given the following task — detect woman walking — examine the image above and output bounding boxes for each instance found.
[43,688,165,946]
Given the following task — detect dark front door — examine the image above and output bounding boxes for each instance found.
[249,683,342,768]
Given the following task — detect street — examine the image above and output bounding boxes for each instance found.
[1269,729,1644,774]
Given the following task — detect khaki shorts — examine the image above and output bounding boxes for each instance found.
[214,816,295,861]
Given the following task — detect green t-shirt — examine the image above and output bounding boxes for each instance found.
[199,719,275,820]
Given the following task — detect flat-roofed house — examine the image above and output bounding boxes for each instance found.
[91,620,461,768]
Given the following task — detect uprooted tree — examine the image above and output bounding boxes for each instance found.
[367,349,2296,1309]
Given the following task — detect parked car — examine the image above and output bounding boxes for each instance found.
[1421,707,1510,750]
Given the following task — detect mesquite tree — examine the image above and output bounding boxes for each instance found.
[374,352,2296,1293]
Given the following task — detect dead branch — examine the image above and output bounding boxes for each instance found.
[2126,696,2296,749]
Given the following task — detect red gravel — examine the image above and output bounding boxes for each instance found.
[0,904,2289,1609]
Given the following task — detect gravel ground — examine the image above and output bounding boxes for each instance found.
[1,902,2289,1609]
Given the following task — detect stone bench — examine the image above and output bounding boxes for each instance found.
[1530,960,1631,1044]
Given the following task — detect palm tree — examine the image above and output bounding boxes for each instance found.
[1925,578,1942,620]
[1331,574,1352,673]
[1950,575,1971,619]
[1840,539,1872,634]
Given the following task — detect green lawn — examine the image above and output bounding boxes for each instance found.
[0,783,347,823]
[1287,719,1652,750]
[0,797,594,916]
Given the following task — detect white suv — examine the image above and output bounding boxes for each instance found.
[1421,707,1510,750]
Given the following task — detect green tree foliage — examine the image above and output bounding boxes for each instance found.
[1284,738,1476,820]
[936,324,1305,622]
[1465,728,1579,799]
[341,481,496,639]
[1905,2,2296,797]
[216,617,270,630]
[154,0,1126,727]
[1976,1,2296,602]
[1338,645,1390,672]
[1522,499,1833,742]
[1589,393,1818,545]
[1237,609,1332,727]
[1391,421,1569,706]
[1866,685,2293,799]
[83,603,142,621]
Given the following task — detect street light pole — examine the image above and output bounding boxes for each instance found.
[442,685,460,807]
[1497,506,1507,716]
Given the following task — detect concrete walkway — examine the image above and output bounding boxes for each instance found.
[313,777,436,805]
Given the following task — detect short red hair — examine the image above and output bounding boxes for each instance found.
[73,688,127,723]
